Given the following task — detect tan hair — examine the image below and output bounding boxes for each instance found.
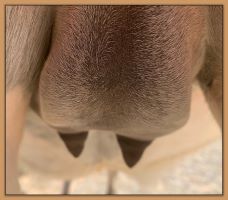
[6,6,54,93]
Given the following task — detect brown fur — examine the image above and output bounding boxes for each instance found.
[39,6,208,141]
[6,6,54,92]
[198,6,223,127]
[6,6,222,191]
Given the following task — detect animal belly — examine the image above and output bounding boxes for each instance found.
[20,83,220,179]
[37,6,201,140]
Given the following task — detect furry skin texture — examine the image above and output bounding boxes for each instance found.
[6,6,222,191]
[39,6,208,140]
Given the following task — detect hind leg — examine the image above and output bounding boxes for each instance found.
[6,87,31,194]
[6,6,53,194]
[197,6,222,128]
[106,170,117,194]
